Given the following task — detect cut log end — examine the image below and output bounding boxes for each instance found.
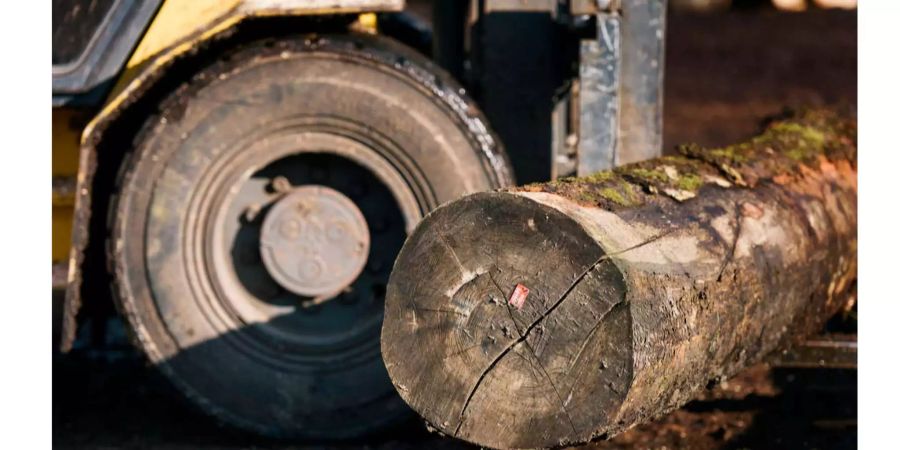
[381,192,633,448]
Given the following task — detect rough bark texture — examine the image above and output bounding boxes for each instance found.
[380,109,857,449]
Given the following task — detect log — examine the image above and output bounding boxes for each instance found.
[380,110,857,449]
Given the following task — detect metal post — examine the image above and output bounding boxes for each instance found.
[577,12,621,175]
[577,0,666,174]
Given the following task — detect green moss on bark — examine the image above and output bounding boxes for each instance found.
[511,108,856,210]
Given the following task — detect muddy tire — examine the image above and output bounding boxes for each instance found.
[108,34,513,439]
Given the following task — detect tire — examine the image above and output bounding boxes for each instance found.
[109,33,513,439]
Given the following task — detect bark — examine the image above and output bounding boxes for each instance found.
[380,109,857,449]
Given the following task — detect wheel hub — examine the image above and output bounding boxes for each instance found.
[259,184,370,299]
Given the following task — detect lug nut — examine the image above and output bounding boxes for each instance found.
[270,176,292,193]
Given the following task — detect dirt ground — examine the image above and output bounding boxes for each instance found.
[53,6,857,450]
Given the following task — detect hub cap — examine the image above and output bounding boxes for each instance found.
[259,185,371,299]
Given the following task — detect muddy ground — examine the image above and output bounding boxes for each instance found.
[53,6,857,450]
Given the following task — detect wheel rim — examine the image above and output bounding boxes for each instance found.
[183,117,432,372]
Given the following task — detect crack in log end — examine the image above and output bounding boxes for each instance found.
[493,272,579,434]
[438,231,487,299]
[384,193,642,447]
[452,231,666,436]
[453,251,636,439]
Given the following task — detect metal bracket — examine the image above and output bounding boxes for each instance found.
[575,0,666,175]
[577,12,621,175]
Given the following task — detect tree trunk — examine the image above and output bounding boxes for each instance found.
[380,110,857,449]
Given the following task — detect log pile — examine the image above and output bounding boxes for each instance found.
[380,110,857,449]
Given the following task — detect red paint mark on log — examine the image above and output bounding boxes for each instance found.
[773,174,792,185]
[742,202,764,219]
[509,284,530,309]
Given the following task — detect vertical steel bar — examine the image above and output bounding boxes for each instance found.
[617,0,667,165]
[577,0,666,174]
[577,13,621,175]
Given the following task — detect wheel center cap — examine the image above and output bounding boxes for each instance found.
[259,185,370,298]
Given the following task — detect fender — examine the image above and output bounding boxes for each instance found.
[61,0,405,350]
